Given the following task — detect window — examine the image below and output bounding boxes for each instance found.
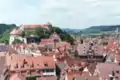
[49,69,54,72]
[27,71,31,75]
[44,63,48,67]
[42,69,45,72]
[21,71,26,73]
[45,69,54,72]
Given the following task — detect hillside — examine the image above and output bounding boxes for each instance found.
[0,24,74,44]
[0,24,16,35]
[81,25,120,34]
[63,25,120,36]
[0,24,16,43]
[22,26,74,44]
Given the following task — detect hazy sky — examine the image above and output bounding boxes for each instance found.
[0,0,120,29]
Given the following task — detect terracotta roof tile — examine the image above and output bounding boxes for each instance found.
[10,73,26,80]
[6,54,55,71]
[10,28,21,35]
[75,76,99,80]
[22,24,51,29]
[96,63,120,80]
[40,39,54,44]
[36,76,56,80]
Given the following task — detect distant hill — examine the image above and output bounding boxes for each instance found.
[63,25,120,35]
[81,25,120,34]
[62,28,81,35]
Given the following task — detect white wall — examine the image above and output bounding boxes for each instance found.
[9,35,24,44]
[43,69,56,76]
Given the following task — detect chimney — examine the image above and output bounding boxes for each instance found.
[73,77,75,80]
[80,39,83,44]
[23,59,27,64]
[31,61,34,68]
[15,63,18,68]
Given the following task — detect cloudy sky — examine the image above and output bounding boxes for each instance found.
[0,0,120,29]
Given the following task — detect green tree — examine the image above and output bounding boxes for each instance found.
[35,28,50,38]
[21,31,26,37]
[12,39,24,44]
[0,30,11,44]
[50,27,74,44]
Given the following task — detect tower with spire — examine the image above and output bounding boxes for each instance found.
[115,27,119,34]
[115,27,119,39]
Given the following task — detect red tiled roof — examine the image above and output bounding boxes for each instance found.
[10,73,26,80]
[66,58,88,67]
[56,41,71,49]
[10,28,21,35]
[105,44,119,51]
[75,76,99,80]
[36,76,56,80]
[67,72,82,80]
[22,24,51,29]
[6,54,55,71]
[96,63,120,80]
[40,39,54,44]
[14,44,27,48]
[115,54,120,62]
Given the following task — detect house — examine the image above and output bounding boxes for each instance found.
[40,39,54,51]
[21,23,52,31]
[50,32,61,42]
[6,54,56,79]
[94,63,120,80]
[9,27,24,44]
[10,73,26,80]
[36,76,57,80]
[65,64,99,80]
[0,57,10,80]
[73,76,99,80]
[9,23,52,44]
[77,42,106,62]
[11,44,42,56]
[59,58,89,80]
[65,72,81,80]
[0,44,9,57]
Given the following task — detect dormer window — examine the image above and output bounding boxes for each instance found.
[44,63,48,67]
[116,77,119,79]
[23,59,27,64]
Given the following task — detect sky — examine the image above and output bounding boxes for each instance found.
[0,0,120,29]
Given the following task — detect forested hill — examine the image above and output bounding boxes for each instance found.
[81,25,120,34]
[0,24,16,34]
[0,24,16,44]
[0,24,74,44]
[63,25,120,35]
